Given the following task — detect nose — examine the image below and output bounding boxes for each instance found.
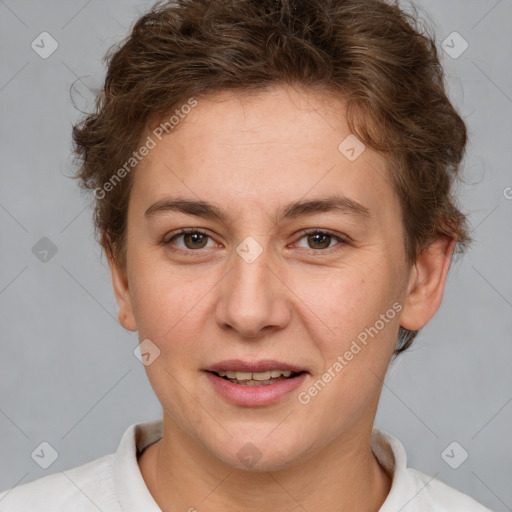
[215,238,291,339]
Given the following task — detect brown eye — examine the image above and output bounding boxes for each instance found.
[182,232,209,249]
[306,232,332,249]
[165,229,214,251]
[295,230,347,251]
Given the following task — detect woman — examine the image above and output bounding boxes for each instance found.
[0,0,494,510]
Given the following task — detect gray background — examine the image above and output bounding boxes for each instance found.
[0,0,511,510]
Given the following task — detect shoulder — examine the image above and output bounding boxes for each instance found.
[402,467,494,512]
[372,429,494,512]
[0,453,119,512]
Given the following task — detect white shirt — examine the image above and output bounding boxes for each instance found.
[0,419,493,511]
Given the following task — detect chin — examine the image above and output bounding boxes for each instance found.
[204,429,311,472]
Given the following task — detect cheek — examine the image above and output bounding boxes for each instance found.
[290,259,399,346]
[294,264,399,418]
[128,253,211,344]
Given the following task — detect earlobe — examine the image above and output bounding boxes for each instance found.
[107,252,137,332]
[399,236,456,332]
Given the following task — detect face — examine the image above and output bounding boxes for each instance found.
[110,86,453,470]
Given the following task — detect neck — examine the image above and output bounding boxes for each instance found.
[138,415,392,512]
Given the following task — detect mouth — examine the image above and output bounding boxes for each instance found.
[203,360,309,406]
[209,369,306,386]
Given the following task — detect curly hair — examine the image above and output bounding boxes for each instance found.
[71,0,470,355]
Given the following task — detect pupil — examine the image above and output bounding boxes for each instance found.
[186,233,207,249]
[310,233,330,249]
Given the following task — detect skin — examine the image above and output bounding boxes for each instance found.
[108,85,455,512]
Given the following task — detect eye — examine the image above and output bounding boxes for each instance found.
[162,228,348,254]
[163,228,216,251]
[294,229,347,251]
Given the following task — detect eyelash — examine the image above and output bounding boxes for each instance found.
[162,228,348,255]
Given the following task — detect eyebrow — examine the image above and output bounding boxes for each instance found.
[144,195,371,224]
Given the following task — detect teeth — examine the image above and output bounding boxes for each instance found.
[252,371,271,381]
[234,371,252,381]
[216,370,294,380]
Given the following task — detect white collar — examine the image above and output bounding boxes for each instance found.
[113,419,163,510]
[111,419,484,511]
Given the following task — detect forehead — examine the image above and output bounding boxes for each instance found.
[131,86,398,225]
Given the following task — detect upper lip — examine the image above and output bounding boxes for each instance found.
[205,359,308,373]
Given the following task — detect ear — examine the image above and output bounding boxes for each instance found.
[399,236,456,332]
[107,252,137,332]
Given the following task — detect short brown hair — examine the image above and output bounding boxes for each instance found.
[71,0,470,354]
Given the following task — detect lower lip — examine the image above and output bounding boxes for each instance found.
[205,371,308,407]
